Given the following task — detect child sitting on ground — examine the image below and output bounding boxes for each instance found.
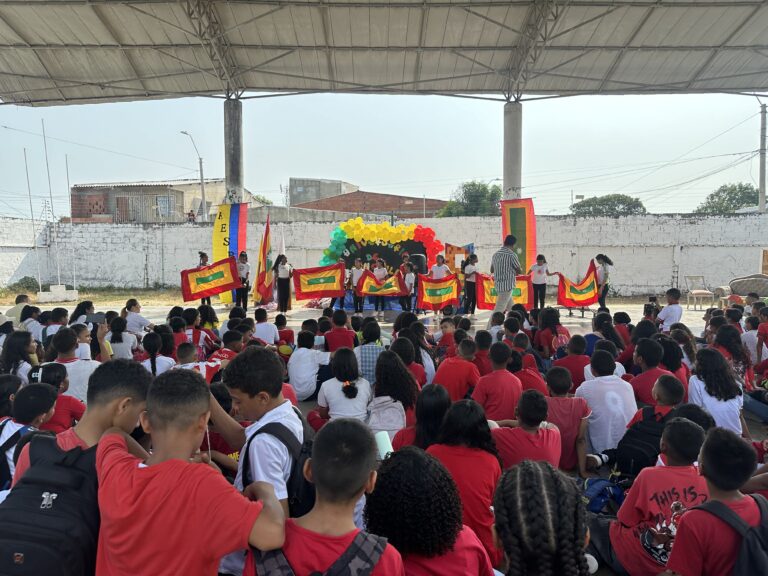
[287,331,331,402]
[471,330,493,376]
[631,338,673,406]
[553,334,591,392]
[507,349,548,396]
[310,348,372,430]
[433,340,481,401]
[209,331,244,368]
[472,342,522,422]
[488,311,505,343]
[274,314,294,346]
[174,342,221,384]
[545,366,591,475]
[656,288,683,333]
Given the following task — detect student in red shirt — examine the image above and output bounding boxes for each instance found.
[725,307,744,334]
[501,317,521,349]
[553,335,591,392]
[631,338,673,405]
[618,319,658,371]
[427,400,503,567]
[511,332,539,371]
[444,329,468,359]
[508,349,548,396]
[209,330,244,368]
[392,384,451,451]
[545,366,591,474]
[665,427,763,576]
[755,307,768,365]
[390,337,426,388]
[31,363,85,434]
[534,307,571,359]
[274,314,294,345]
[471,342,522,421]
[433,340,481,401]
[254,418,404,575]
[493,460,592,574]
[654,333,690,399]
[472,330,493,376]
[169,316,188,359]
[324,310,359,352]
[95,370,285,576]
[13,359,152,486]
[613,312,633,347]
[436,317,456,355]
[587,417,709,576]
[492,389,561,470]
[364,446,494,576]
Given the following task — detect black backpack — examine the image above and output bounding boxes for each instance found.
[696,494,768,575]
[0,419,33,490]
[0,435,99,576]
[615,406,673,477]
[242,408,315,518]
[251,530,386,576]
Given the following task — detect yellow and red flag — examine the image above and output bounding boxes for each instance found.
[417,273,460,311]
[476,273,533,310]
[293,263,346,300]
[557,261,600,308]
[253,216,273,304]
[181,257,242,302]
[356,270,407,297]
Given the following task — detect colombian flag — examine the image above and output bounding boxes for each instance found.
[557,261,600,308]
[212,203,248,303]
[293,263,346,300]
[254,216,273,304]
[476,274,533,310]
[417,274,460,311]
[356,270,407,297]
[181,257,242,302]
[501,199,536,275]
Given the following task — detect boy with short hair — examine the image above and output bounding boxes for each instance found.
[182,307,216,358]
[96,369,285,575]
[491,389,561,470]
[209,331,244,368]
[324,309,358,352]
[220,347,303,576]
[52,326,108,403]
[274,314,294,345]
[511,332,540,371]
[435,317,456,355]
[742,315,768,366]
[665,427,763,576]
[553,335,591,392]
[472,342,522,421]
[508,349,548,396]
[13,359,152,486]
[631,338,674,405]
[655,288,683,333]
[254,308,279,345]
[501,317,521,348]
[260,418,404,574]
[42,307,69,341]
[725,308,744,334]
[287,331,331,402]
[489,311,505,342]
[433,339,481,401]
[472,330,493,376]
[545,366,591,474]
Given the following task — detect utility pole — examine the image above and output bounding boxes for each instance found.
[760,103,766,213]
[23,149,42,293]
[41,119,61,285]
[181,131,207,221]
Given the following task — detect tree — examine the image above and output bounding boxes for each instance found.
[570,194,647,217]
[436,181,502,217]
[693,182,758,215]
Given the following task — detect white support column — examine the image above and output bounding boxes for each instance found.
[503,101,522,200]
[224,98,243,203]
[759,103,766,213]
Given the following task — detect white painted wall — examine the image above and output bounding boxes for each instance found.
[4,213,766,296]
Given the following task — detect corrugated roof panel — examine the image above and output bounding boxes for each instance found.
[633,6,755,47]
[549,5,645,48]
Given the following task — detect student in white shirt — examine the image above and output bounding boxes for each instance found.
[655,288,683,332]
[742,316,768,365]
[140,332,176,377]
[372,259,389,318]
[105,317,138,360]
[219,347,304,576]
[288,331,331,401]
[123,298,153,336]
[688,348,747,435]
[69,300,94,330]
[236,251,252,312]
[253,308,280,344]
[528,254,558,309]
[0,331,36,385]
[72,323,94,361]
[429,254,450,280]
[274,254,292,314]
[399,263,416,312]
[350,258,366,315]
[42,308,69,342]
[19,306,43,343]
[51,326,108,403]
[462,254,479,315]
[574,350,637,454]
[313,348,372,426]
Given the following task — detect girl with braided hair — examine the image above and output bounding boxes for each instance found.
[493,460,590,576]
[427,400,503,567]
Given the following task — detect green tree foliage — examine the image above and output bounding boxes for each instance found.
[693,182,758,215]
[570,194,647,217]
[436,181,502,217]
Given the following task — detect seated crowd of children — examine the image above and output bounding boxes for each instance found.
[1,289,768,576]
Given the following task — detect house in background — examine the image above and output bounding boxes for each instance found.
[68,179,265,224]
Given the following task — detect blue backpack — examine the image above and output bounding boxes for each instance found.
[582,478,625,514]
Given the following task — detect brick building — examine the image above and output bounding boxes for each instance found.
[294,190,447,219]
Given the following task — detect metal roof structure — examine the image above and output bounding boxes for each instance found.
[0,0,767,106]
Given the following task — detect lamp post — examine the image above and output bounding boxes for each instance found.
[180,130,207,222]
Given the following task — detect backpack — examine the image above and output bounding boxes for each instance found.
[695,494,768,575]
[241,407,315,518]
[246,530,387,576]
[582,478,625,515]
[0,419,33,490]
[0,435,99,576]
[615,406,674,478]
[366,397,406,440]
[551,328,571,359]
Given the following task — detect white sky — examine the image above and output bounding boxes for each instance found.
[0,92,763,219]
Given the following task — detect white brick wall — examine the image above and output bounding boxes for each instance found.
[2,213,765,295]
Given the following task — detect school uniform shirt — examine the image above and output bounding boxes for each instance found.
[276,263,289,279]
[546,396,591,471]
[0,419,29,484]
[471,369,522,422]
[55,358,100,403]
[354,343,385,384]
[430,263,451,280]
[584,361,627,383]
[426,444,503,567]
[610,465,709,576]
[209,348,239,365]
[140,355,176,376]
[277,328,294,345]
[287,348,331,401]
[125,311,150,335]
[630,367,674,405]
[281,519,404,575]
[489,324,504,343]
[392,426,417,451]
[238,261,252,280]
[626,404,675,428]
[434,357,481,402]
[317,377,373,421]
[553,355,591,392]
[43,323,64,340]
[9,361,33,385]
[574,375,638,454]
[420,348,436,386]
[742,329,768,365]
[22,318,43,342]
[220,400,303,576]
[534,326,571,358]
[514,367,548,396]
[40,395,85,434]
[615,323,632,347]
[350,266,365,288]
[174,361,221,384]
[688,374,744,434]
[463,264,478,283]
[105,332,138,360]
[324,326,358,352]
[530,263,548,285]
[506,344,538,371]
[96,434,263,576]
[372,267,388,283]
[75,342,91,361]
[666,495,760,576]
[472,349,493,376]
[404,272,416,294]
[404,524,494,576]
[656,303,683,332]
[492,426,561,470]
[12,426,87,487]
[407,362,427,388]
